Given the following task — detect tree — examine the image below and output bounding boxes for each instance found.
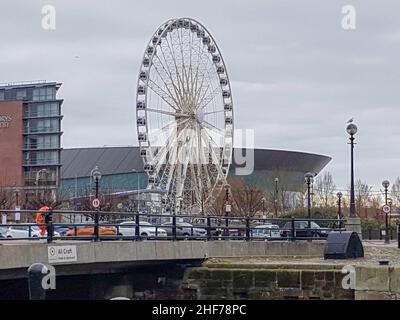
[0,187,13,210]
[391,177,400,206]
[354,179,373,215]
[229,178,265,217]
[314,172,336,208]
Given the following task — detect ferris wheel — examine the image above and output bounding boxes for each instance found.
[136,17,234,212]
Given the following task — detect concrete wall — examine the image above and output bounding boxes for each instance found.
[0,240,325,278]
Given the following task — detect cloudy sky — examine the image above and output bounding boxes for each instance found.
[1,0,399,190]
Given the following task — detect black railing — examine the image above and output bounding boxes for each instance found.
[0,209,346,243]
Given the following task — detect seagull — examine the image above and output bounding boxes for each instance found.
[347,117,354,123]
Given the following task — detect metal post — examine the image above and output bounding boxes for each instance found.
[207,216,211,241]
[45,208,53,244]
[349,134,357,217]
[27,263,47,300]
[94,178,99,242]
[337,192,342,229]
[383,181,390,244]
[397,224,400,249]
[306,177,312,239]
[135,211,140,241]
[274,178,278,218]
[172,207,177,241]
[245,216,250,241]
[291,217,295,241]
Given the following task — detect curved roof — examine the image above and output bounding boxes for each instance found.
[61,147,331,179]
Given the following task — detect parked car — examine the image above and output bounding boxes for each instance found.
[162,222,207,238]
[118,221,167,238]
[251,224,281,239]
[281,221,329,239]
[5,225,60,239]
[65,225,117,237]
[54,225,72,236]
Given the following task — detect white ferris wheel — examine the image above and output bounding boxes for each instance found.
[136,17,234,213]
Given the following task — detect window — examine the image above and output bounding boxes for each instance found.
[24,118,60,133]
[16,89,27,100]
[32,87,56,101]
[24,151,59,165]
[24,135,59,149]
[0,90,4,100]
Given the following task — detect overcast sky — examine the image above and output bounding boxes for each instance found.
[1,0,399,190]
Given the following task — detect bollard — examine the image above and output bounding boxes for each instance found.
[27,263,47,300]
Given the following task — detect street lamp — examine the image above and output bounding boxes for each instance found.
[382,180,390,244]
[91,166,101,241]
[274,177,279,217]
[261,197,266,218]
[337,192,343,229]
[304,172,315,238]
[346,122,358,217]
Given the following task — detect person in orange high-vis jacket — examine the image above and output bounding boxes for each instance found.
[36,206,49,236]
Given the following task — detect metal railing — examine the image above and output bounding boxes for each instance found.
[0,209,346,243]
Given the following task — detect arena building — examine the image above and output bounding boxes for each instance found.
[60,147,331,210]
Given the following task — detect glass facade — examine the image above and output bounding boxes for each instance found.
[0,81,63,188]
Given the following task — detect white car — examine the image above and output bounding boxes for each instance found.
[118,221,167,238]
[5,225,60,239]
[251,224,281,239]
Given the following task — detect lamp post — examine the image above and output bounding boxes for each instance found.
[346,122,358,217]
[91,166,101,242]
[262,197,266,219]
[337,192,343,229]
[274,177,279,217]
[304,172,314,238]
[382,180,390,244]
[224,184,231,237]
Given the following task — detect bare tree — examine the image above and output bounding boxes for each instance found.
[354,179,373,215]
[391,177,400,206]
[314,172,336,208]
[229,178,265,217]
[0,187,13,210]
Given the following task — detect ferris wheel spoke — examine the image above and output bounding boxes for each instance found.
[147,108,189,118]
[151,58,183,108]
[197,85,221,111]
[166,32,187,108]
[204,110,225,115]
[148,80,179,111]
[157,45,185,108]
[200,120,225,136]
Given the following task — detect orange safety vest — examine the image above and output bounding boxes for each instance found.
[36,206,49,236]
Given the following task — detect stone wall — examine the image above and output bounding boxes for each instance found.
[181,265,354,300]
[355,266,400,300]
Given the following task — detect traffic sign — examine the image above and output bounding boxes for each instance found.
[382,205,391,214]
[92,198,100,209]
